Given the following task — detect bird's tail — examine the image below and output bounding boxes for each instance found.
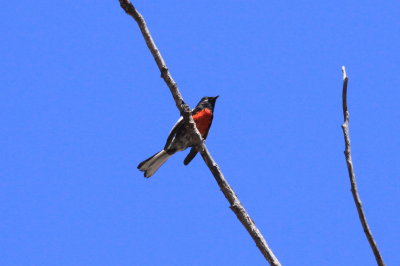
[137,150,171,178]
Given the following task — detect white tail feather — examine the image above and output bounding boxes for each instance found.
[138,150,171,177]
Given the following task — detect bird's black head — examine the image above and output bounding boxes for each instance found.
[195,96,219,111]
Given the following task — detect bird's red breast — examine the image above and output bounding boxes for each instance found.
[192,108,213,136]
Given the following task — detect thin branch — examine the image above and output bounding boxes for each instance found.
[119,1,281,265]
[341,66,385,266]
[118,0,200,139]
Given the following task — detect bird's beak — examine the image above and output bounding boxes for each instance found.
[214,95,219,100]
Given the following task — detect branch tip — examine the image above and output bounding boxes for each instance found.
[340,67,385,266]
[342,66,347,78]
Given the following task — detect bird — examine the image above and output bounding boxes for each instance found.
[138,96,219,178]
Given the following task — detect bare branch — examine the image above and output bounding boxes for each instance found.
[341,66,385,266]
[118,0,199,139]
[119,1,281,265]
[199,145,280,265]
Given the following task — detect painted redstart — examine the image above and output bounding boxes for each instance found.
[138,96,218,177]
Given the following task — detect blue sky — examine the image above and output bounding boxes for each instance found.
[1,1,400,265]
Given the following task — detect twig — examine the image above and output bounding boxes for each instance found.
[119,1,281,265]
[341,66,385,266]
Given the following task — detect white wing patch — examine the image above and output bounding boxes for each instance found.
[169,116,183,135]
[167,116,183,144]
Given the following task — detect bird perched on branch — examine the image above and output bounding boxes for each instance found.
[138,96,219,178]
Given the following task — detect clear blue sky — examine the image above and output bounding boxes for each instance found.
[1,1,399,265]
